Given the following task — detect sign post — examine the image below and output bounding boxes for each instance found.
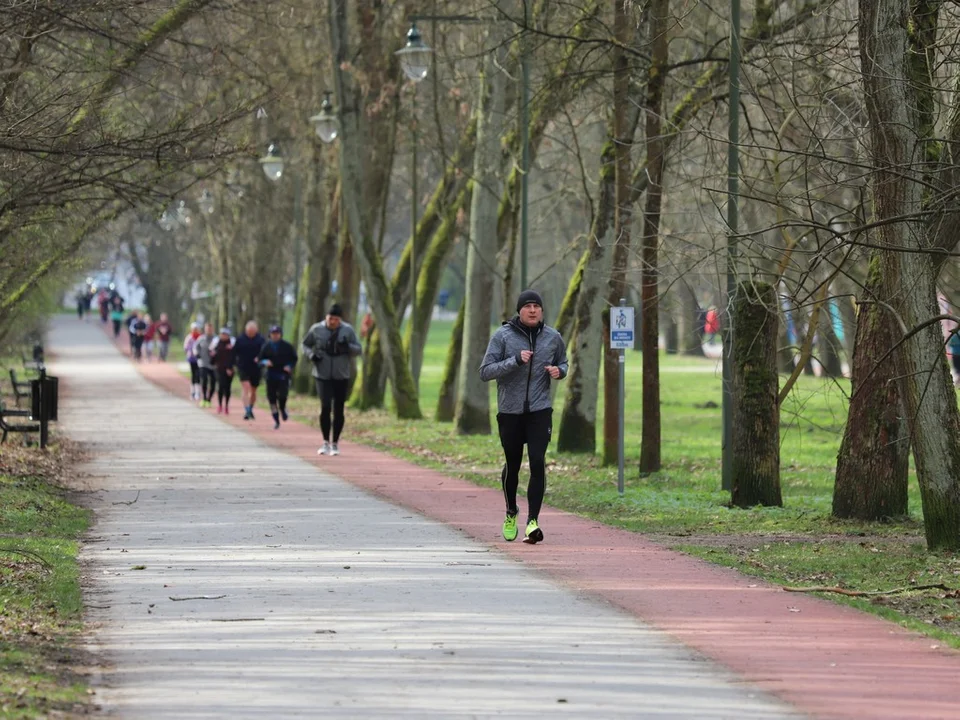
[610,299,634,496]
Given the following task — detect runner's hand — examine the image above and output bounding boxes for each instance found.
[264,360,273,367]
[545,365,560,379]
[283,365,292,374]
[520,350,533,363]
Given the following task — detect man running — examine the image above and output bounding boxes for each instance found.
[479,290,568,545]
[234,321,266,420]
[258,325,298,430]
[301,304,362,456]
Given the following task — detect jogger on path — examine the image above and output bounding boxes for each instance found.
[195,323,217,407]
[234,321,266,421]
[257,324,297,430]
[211,327,235,414]
[301,304,362,456]
[480,289,568,544]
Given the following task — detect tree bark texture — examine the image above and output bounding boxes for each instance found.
[731,281,782,508]
[859,0,960,549]
[833,259,908,519]
[455,32,508,435]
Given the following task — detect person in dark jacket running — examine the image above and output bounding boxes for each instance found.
[234,321,266,420]
[258,325,298,429]
[210,327,235,414]
[301,304,362,456]
[480,289,568,545]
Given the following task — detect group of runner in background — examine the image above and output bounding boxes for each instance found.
[174,305,363,448]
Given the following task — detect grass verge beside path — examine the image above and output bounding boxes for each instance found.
[283,319,960,649]
[0,440,91,718]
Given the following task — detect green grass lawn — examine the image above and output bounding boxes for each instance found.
[0,442,91,718]
[285,318,960,646]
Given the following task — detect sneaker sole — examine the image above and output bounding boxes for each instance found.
[523,528,544,544]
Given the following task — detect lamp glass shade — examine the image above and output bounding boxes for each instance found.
[259,143,284,181]
[310,112,338,143]
[198,190,214,215]
[396,25,431,82]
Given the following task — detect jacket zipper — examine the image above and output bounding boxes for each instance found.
[523,325,539,413]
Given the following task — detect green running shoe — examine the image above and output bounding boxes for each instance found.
[502,513,518,542]
[524,518,544,544]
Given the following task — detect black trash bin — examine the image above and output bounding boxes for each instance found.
[30,379,41,421]
[44,376,58,422]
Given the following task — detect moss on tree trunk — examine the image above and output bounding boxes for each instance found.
[731,281,782,508]
[436,302,464,422]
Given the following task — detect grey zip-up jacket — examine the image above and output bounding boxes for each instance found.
[301,320,362,380]
[479,317,568,414]
[194,333,215,370]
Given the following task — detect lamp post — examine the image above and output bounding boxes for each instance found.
[398,12,532,287]
[395,22,431,388]
[721,0,742,493]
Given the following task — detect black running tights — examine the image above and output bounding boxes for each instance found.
[497,408,552,522]
[201,368,217,401]
[316,378,348,442]
[217,370,233,405]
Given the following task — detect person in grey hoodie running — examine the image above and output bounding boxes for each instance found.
[480,289,568,544]
[195,322,217,408]
[301,304,362,456]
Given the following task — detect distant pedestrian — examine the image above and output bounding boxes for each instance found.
[75,290,87,320]
[301,304,362,456]
[211,327,236,413]
[480,289,568,545]
[705,306,720,343]
[195,323,217,407]
[183,322,202,401]
[143,313,156,361]
[109,296,125,337]
[258,325,298,430]
[131,312,147,361]
[98,289,110,323]
[155,313,173,362]
[234,321,266,420]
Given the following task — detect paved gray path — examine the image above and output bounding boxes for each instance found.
[51,318,799,718]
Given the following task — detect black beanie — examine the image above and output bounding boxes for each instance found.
[516,289,543,313]
[327,303,343,317]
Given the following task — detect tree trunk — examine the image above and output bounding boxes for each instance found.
[860,0,960,550]
[328,0,421,419]
[639,0,668,474]
[556,140,616,454]
[834,258,908,519]
[436,302,465,422]
[679,283,706,356]
[731,281,782,508]
[817,308,845,378]
[455,32,508,435]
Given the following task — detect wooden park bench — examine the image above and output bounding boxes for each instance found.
[0,400,38,444]
[8,369,31,407]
